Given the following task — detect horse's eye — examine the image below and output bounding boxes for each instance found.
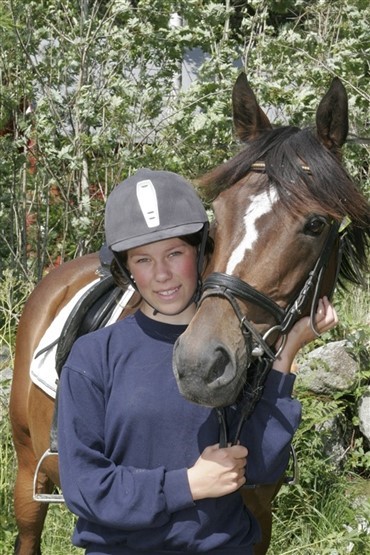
[304,217,327,236]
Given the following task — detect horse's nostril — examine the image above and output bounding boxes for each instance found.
[207,348,230,384]
[206,347,239,390]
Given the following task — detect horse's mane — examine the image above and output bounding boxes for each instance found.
[197,126,370,288]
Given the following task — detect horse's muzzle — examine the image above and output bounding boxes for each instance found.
[173,334,250,407]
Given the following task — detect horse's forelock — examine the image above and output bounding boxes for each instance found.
[196,127,296,202]
[199,126,368,222]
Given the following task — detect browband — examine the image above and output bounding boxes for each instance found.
[250,161,311,174]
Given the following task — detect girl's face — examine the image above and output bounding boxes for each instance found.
[126,237,198,324]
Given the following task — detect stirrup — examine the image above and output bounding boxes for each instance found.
[284,444,299,486]
[33,449,64,503]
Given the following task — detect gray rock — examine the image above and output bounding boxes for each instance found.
[296,340,359,395]
[358,388,370,443]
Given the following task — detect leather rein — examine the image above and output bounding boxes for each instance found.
[200,161,349,446]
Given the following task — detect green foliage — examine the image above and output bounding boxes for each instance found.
[293,301,370,476]
[270,477,370,553]
[0,269,33,344]
[268,367,370,552]
[267,282,370,553]
[0,0,368,284]
[0,414,17,550]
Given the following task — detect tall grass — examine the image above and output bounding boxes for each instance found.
[0,270,28,550]
[0,404,17,551]
[0,410,81,553]
[269,470,370,554]
[0,269,81,553]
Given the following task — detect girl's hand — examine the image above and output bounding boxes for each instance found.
[274,296,338,374]
[187,443,247,500]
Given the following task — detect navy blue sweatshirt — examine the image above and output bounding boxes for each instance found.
[58,310,301,554]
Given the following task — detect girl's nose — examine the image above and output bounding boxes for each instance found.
[154,261,172,281]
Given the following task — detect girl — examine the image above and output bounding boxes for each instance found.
[58,168,337,555]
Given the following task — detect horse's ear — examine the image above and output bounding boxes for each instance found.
[232,72,272,142]
[316,77,348,152]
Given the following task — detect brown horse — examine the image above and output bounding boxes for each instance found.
[173,73,370,550]
[173,73,369,406]
[9,74,369,555]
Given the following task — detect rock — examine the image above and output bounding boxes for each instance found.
[0,367,12,421]
[358,388,370,443]
[295,340,360,395]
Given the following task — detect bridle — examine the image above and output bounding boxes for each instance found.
[201,218,342,361]
[200,161,349,447]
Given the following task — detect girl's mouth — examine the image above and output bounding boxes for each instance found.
[157,286,180,298]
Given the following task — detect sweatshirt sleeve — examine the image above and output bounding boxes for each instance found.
[236,369,301,485]
[57,363,194,531]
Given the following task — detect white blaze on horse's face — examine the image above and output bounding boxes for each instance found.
[226,188,279,275]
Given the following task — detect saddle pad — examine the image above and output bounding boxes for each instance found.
[30,280,134,398]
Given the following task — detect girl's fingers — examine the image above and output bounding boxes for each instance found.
[314,297,338,333]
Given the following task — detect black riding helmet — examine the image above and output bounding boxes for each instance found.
[105,169,209,304]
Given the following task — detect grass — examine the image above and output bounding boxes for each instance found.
[269,478,370,554]
[40,506,81,554]
[0,403,81,554]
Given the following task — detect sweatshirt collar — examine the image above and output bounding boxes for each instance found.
[135,310,188,344]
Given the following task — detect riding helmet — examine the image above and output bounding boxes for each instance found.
[105,168,209,252]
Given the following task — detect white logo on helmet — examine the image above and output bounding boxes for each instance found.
[136,179,160,228]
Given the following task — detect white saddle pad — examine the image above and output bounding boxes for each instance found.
[30,280,134,398]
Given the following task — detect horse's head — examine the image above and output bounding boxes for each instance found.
[173,73,370,408]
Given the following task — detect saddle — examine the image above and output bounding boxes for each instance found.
[49,268,124,452]
[34,251,136,502]
[55,270,122,376]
